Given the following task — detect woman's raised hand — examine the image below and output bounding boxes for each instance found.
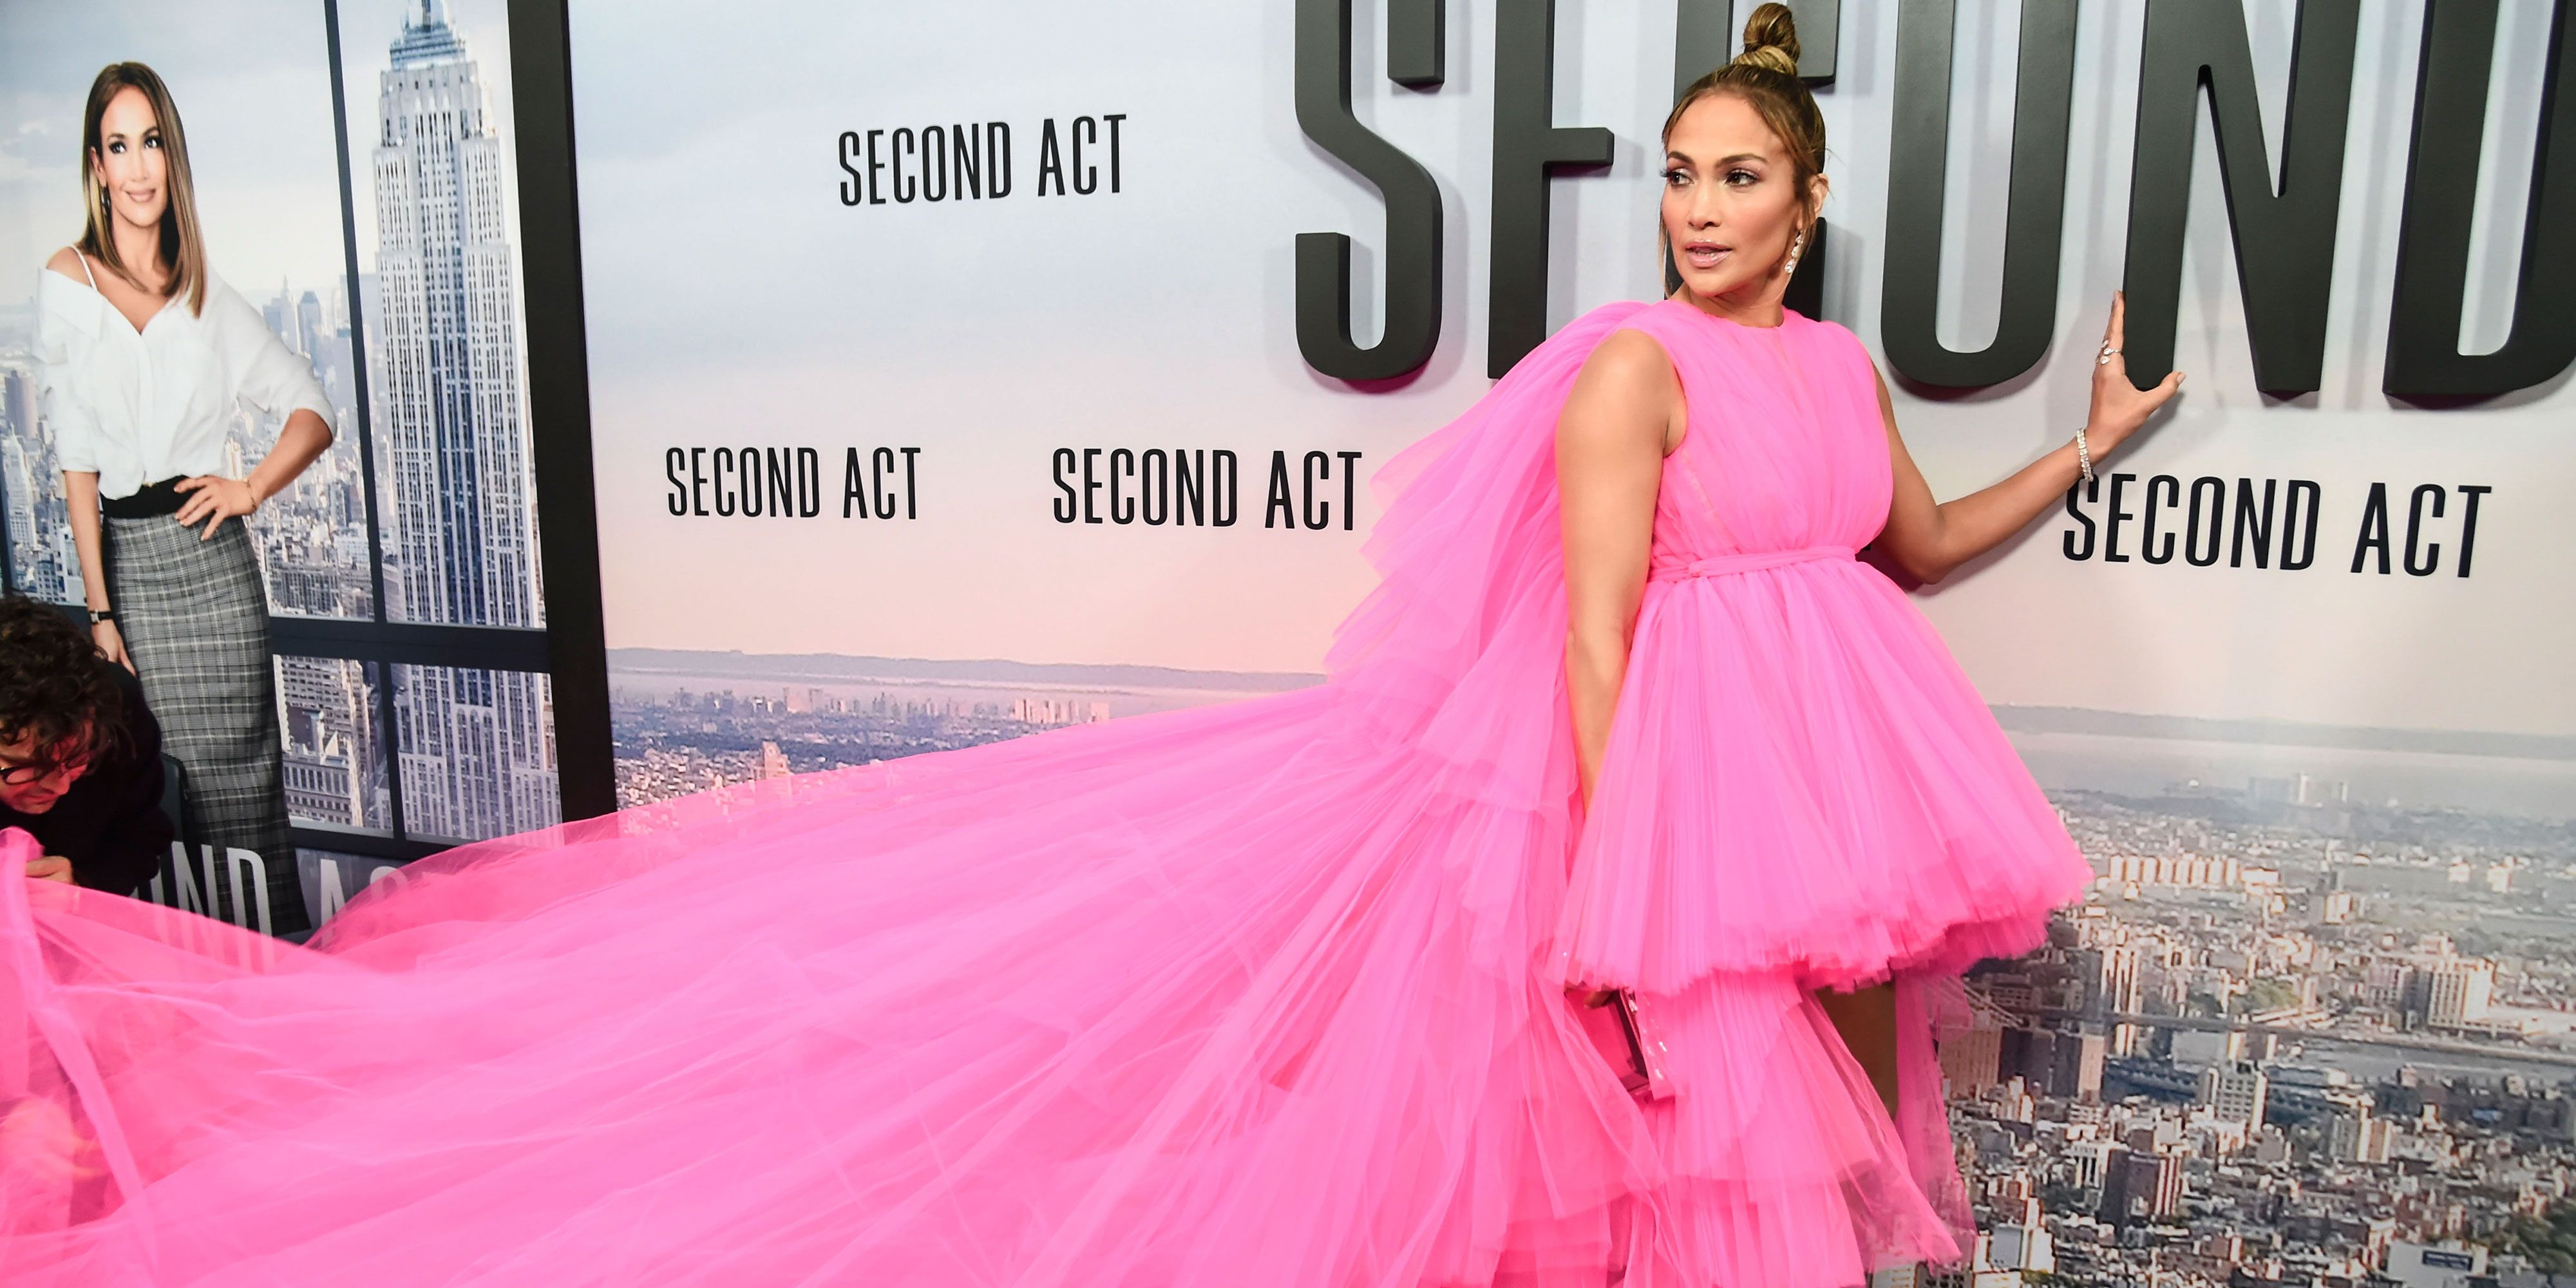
[2087,290,2186,454]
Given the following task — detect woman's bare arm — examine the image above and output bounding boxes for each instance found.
[62,470,129,670]
[1558,330,1681,806]
[1871,292,2184,583]
[175,410,332,538]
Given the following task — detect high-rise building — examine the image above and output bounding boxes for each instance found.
[298,289,325,361]
[278,658,386,828]
[2081,943,2145,1055]
[2098,1146,2186,1226]
[2066,1139,2113,1190]
[2326,1103,2395,1164]
[370,0,556,840]
[1938,1016,2003,1095]
[2,368,32,439]
[48,525,78,602]
[1987,1221,2054,1273]
[262,285,297,357]
[2052,1028,2107,1103]
[2,437,33,562]
[2198,1059,2270,1130]
[2421,960,2494,1030]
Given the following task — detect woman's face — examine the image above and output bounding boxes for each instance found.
[1660,93,1822,305]
[90,86,169,234]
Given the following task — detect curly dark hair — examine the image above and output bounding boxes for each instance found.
[0,596,122,770]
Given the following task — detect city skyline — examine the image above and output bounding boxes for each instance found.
[1920,782,2576,1283]
[601,643,2576,826]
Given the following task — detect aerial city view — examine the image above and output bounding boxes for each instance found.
[611,656,2576,1285]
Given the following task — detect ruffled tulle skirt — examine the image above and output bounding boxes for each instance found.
[1557,558,2091,998]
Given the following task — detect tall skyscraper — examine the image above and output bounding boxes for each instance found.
[370,1,556,840]
[3,368,34,441]
[279,658,386,828]
[298,289,325,362]
[262,287,295,355]
[2,437,33,568]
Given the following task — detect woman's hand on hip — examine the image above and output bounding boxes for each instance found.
[92,620,132,672]
[173,475,258,540]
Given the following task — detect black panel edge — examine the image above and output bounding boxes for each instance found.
[504,0,618,821]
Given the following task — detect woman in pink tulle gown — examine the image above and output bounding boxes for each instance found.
[1,9,2184,1287]
[1552,9,2182,1278]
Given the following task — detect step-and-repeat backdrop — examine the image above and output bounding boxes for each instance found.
[571,1,2576,1266]
[573,1,2571,813]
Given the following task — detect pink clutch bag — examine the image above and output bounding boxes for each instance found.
[1577,988,1673,1101]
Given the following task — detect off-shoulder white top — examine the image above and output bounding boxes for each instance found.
[35,255,334,501]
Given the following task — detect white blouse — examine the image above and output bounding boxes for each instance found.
[35,261,335,501]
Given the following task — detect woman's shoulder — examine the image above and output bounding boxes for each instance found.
[38,247,95,308]
[1583,300,1690,368]
[36,251,102,348]
[1495,299,1663,390]
[1577,299,1689,355]
[1566,326,1682,419]
[195,265,244,313]
[43,245,87,282]
[1582,327,1678,382]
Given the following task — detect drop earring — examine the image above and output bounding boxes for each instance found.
[1783,228,1806,277]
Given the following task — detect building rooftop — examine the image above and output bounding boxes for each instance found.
[388,0,467,68]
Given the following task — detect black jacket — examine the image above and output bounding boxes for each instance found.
[0,663,173,897]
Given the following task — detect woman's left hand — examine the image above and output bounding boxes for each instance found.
[173,475,258,540]
[2087,290,2186,454]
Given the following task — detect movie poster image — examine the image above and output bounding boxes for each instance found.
[573,1,2576,1275]
[0,0,558,923]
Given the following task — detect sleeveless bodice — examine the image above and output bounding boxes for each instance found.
[1629,299,1893,580]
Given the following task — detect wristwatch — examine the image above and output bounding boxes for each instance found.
[88,607,115,625]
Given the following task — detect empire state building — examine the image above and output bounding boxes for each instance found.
[371,0,558,839]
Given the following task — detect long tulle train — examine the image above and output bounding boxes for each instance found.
[0,302,1986,1286]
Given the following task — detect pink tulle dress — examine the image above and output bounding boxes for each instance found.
[0,299,2090,1287]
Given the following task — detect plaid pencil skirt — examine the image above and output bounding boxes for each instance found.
[105,514,307,935]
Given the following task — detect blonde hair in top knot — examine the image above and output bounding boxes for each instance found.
[1662,1,1826,204]
[1732,3,1802,77]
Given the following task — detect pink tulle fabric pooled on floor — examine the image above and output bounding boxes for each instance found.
[0,299,2090,1287]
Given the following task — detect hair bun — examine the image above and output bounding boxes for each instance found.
[1733,2,1801,77]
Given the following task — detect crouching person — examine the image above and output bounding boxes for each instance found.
[0,594,171,895]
